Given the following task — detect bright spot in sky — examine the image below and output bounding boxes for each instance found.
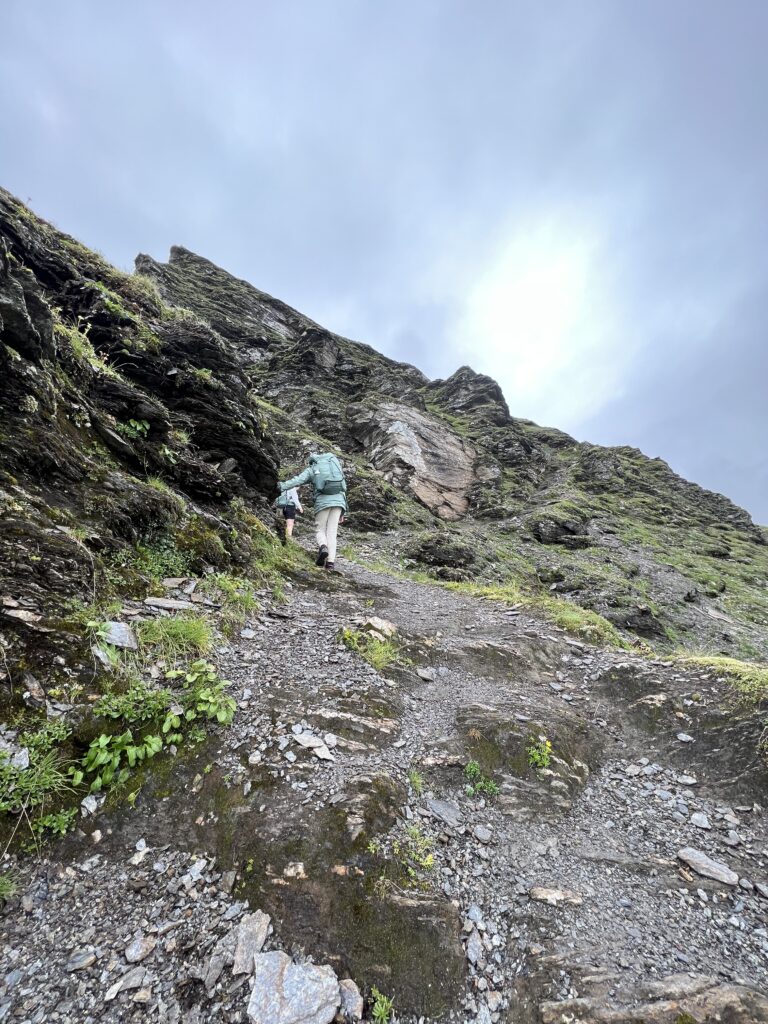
[451,218,625,426]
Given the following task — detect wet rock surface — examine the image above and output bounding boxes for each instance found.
[3,557,767,1023]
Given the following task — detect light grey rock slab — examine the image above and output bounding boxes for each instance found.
[678,847,738,886]
[247,951,339,1024]
[426,798,463,828]
[338,978,364,1020]
[104,621,138,650]
[233,911,270,975]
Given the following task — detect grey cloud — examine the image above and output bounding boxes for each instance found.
[1,0,766,520]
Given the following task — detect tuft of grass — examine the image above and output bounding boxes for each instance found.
[0,748,72,816]
[673,654,768,703]
[136,614,212,659]
[53,315,120,377]
[536,594,627,646]
[190,366,220,388]
[339,627,400,670]
[408,769,424,796]
[202,572,259,635]
[146,476,174,495]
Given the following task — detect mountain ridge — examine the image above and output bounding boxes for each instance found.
[2,186,768,1024]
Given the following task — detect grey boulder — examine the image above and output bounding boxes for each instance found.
[247,951,340,1024]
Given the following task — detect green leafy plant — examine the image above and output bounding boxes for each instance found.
[86,619,111,643]
[463,759,500,797]
[160,445,178,465]
[73,729,163,792]
[527,737,552,770]
[166,660,236,725]
[115,418,150,440]
[31,807,78,837]
[106,538,190,587]
[371,986,394,1023]
[75,662,234,794]
[94,679,172,724]
[0,873,18,901]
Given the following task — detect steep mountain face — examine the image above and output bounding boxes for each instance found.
[137,244,768,660]
[2,187,767,689]
[3,191,768,1024]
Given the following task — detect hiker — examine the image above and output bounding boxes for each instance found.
[275,485,303,544]
[278,453,347,570]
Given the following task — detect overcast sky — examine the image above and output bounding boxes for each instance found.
[2,1,766,522]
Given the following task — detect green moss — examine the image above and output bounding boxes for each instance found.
[175,515,227,568]
[190,366,221,388]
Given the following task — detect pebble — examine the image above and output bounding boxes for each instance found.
[65,951,96,972]
[125,935,157,964]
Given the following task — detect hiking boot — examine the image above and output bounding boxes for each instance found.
[325,561,336,571]
[316,545,329,567]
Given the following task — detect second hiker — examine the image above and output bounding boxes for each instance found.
[278,452,347,570]
[275,485,303,544]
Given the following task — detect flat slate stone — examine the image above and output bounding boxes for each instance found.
[338,978,364,1021]
[529,886,583,906]
[125,934,157,963]
[678,847,738,886]
[66,950,96,972]
[426,798,463,828]
[143,597,194,611]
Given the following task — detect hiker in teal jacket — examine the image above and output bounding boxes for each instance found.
[279,453,347,570]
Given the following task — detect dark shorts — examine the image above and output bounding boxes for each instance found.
[282,503,297,520]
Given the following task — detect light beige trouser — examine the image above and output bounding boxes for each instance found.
[315,506,342,563]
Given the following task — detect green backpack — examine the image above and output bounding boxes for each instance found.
[309,453,346,495]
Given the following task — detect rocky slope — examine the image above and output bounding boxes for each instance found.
[136,242,768,659]
[1,189,768,1024]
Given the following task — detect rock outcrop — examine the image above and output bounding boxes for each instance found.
[348,401,477,519]
[2,185,768,677]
